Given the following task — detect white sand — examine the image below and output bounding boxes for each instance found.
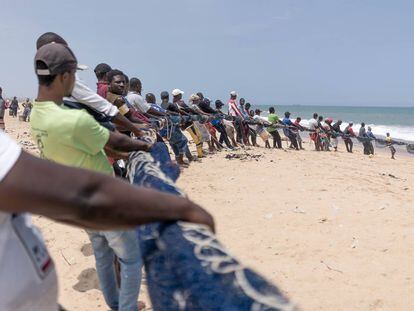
[3,113,414,310]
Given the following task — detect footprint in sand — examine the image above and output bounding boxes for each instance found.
[80,243,94,257]
[73,268,100,292]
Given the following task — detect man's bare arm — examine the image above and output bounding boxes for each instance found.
[112,112,147,137]
[0,152,215,231]
[106,131,152,152]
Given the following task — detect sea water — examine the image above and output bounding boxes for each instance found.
[256,105,414,142]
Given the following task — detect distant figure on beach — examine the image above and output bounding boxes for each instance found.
[0,87,5,130]
[22,98,32,122]
[386,132,396,159]
[367,126,376,154]
[10,96,18,117]
[358,122,372,155]
[343,122,356,153]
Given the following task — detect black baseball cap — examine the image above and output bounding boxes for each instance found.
[160,91,169,99]
[215,100,224,108]
[34,42,77,76]
[94,63,112,74]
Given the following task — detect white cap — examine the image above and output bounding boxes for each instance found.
[189,94,200,104]
[77,64,88,71]
[172,89,184,96]
[230,91,237,96]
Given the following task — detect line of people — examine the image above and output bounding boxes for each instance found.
[0,30,401,311]
[0,32,294,311]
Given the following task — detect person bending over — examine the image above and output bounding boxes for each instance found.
[282,111,299,150]
[343,122,356,153]
[252,109,271,148]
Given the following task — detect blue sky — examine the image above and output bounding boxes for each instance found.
[1,0,414,106]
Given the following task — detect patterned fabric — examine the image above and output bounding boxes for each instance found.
[127,144,294,311]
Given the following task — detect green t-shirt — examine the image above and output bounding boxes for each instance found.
[267,113,280,133]
[30,101,113,175]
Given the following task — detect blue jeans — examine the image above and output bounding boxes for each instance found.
[88,230,142,311]
[169,129,188,156]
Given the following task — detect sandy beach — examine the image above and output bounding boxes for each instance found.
[3,112,414,310]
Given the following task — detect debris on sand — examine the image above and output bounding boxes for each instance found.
[225,152,263,161]
[380,173,399,179]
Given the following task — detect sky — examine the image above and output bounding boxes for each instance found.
[1,0,414,106]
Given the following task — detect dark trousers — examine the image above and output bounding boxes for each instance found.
[344,138,353,152]
[284,130,299,150]
[248,128,257,146]
[269,130,282,148]
[362,142,371,155]
[214,123,232,148]
[368,142,375,155]
[234,119,244,144]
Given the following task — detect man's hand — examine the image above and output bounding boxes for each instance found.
[107,131,154,153]
[131,123,151,138]
[183,201,215,233]
[104,146,130,160]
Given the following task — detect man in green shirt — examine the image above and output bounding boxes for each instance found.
[267,106,282,149]
[30,42,152,311]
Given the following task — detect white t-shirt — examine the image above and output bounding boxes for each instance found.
[126,91,151,113]
[65,74,119,117]
[0,131,58,311]
[308,118,318,131]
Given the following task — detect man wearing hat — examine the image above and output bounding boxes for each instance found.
[35,32,145,138]
[172,89,204,158]
[30,42,152,311]
[215,100,238,148]
[228,91,247,145]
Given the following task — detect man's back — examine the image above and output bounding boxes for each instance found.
[30,100,112,175]
[308,118,318,130]
[126,91,151,114]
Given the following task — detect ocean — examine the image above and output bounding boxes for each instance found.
[255,105,414,142]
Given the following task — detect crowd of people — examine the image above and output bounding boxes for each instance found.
[0,32,289,311]
[0,31,402,311]
[0,93,32,124]
[1,78,398,164]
